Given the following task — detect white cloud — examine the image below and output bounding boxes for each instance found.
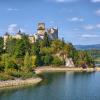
[8,8,19,11]
[96,24,100,28]
[81,34,100,38]
[48,0,78,3]
[73,28,80,31]
[56,0,72,2]
[91,0,100,3]
[8,24,19,33]
[68,17,84,22]
[84,25,95,30]
[95,9,100,16]
[83,24,100,30]
[8,24,25,33]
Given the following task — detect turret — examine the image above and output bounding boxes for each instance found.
[15,30,22,39]
[4,32,9,49]
[47,28,58,39]
[37,23,46,35]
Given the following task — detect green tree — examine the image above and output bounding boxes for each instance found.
[6,38,17,55]
[43,54,53,65]
[31,55,37,68]
[14,34,31,57]
[31,41,40,55]
[1,54,18,71]
[24,52,32,71]
[52,56,64,66]
[0,37,4,54]
[43,33,50,47]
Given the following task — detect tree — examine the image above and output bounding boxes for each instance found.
[43,33,50,47]
[31,55,37,68]
[0,37,4,54]
[31,41,40,55]
[6,38,17,55]
[43,54,53,65]
[14,34,31,57]
[52,56,64,66]
[1,54,19,72]
[24,52,32,71]
[51,39,63,53]
[76,51,95,68]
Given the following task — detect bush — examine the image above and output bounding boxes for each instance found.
[0,63,4,72]
[42,54,53,65]
[0,73,14,81]
[52,56,64,66]
[19,71,36,80]
[6,69,36,79]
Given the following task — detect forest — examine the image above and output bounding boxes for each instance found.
[0,33,95,80]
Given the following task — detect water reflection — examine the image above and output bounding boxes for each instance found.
[0,72,100,100]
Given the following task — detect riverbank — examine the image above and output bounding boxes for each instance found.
[35,66,100,74]
[0,77,42,89]
[0,67,100,89]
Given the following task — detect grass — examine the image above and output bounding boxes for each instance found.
[0,70,38,81]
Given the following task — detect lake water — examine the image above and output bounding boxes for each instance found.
[0,72,100,100]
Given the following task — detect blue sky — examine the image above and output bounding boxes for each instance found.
[0,0,100,45]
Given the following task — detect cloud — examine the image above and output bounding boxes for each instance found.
[56,0,73,2]
[7,8,19,11]
[84,25,95,30]
[8,24,25,33]
[73,28,80,31]
[81,34,100,38]
[96,24,100,28]
[68,17,84,22]
[83,24,100,30]
[91,0,100,3]
[8,24,19,33]
[95,9,100,16]
[47,0,78,3]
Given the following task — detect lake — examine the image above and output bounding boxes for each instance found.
[0,72,100,100]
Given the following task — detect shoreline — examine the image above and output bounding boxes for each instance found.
[0,77,42,89]
[0,66,100,89]
[35,66,100,74]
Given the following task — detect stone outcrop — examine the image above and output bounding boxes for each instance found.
[0,78,42,88]
[65,58,75,67]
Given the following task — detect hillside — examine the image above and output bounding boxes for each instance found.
[75,44,100,50]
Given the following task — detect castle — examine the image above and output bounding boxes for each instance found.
[3,23,58,48]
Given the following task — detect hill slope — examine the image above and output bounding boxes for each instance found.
[75,44,100,50]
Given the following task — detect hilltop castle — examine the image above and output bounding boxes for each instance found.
[4,23,58,48]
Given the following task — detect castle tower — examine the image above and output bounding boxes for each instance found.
[15,30,22,39]
[3,32,9,49]
[47,28,58,39]
[37,23,46,36]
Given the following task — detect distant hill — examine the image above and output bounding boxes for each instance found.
[75,44,100,50]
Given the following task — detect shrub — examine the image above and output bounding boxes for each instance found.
[0,73,14,81]
[52,56,64,66]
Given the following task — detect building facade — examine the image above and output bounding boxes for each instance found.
[3,22,58,48]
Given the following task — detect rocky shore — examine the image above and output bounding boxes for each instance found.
[0,67,100,89]
[35,67,100,74]
[0,77,42,89]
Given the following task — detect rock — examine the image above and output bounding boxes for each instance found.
[65,58,74,67]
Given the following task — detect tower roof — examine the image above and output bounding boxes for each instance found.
[4,32,9,36]
[37,22,45,30]
[16,30,21,35]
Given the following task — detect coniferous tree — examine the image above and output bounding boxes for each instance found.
[0,37,4,54]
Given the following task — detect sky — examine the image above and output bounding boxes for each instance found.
[0,0,100,45]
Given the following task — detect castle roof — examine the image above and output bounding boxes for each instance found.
[4,32,9,36]
[16,30,22,35]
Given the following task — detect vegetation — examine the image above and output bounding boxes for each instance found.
[0,33,95,80]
